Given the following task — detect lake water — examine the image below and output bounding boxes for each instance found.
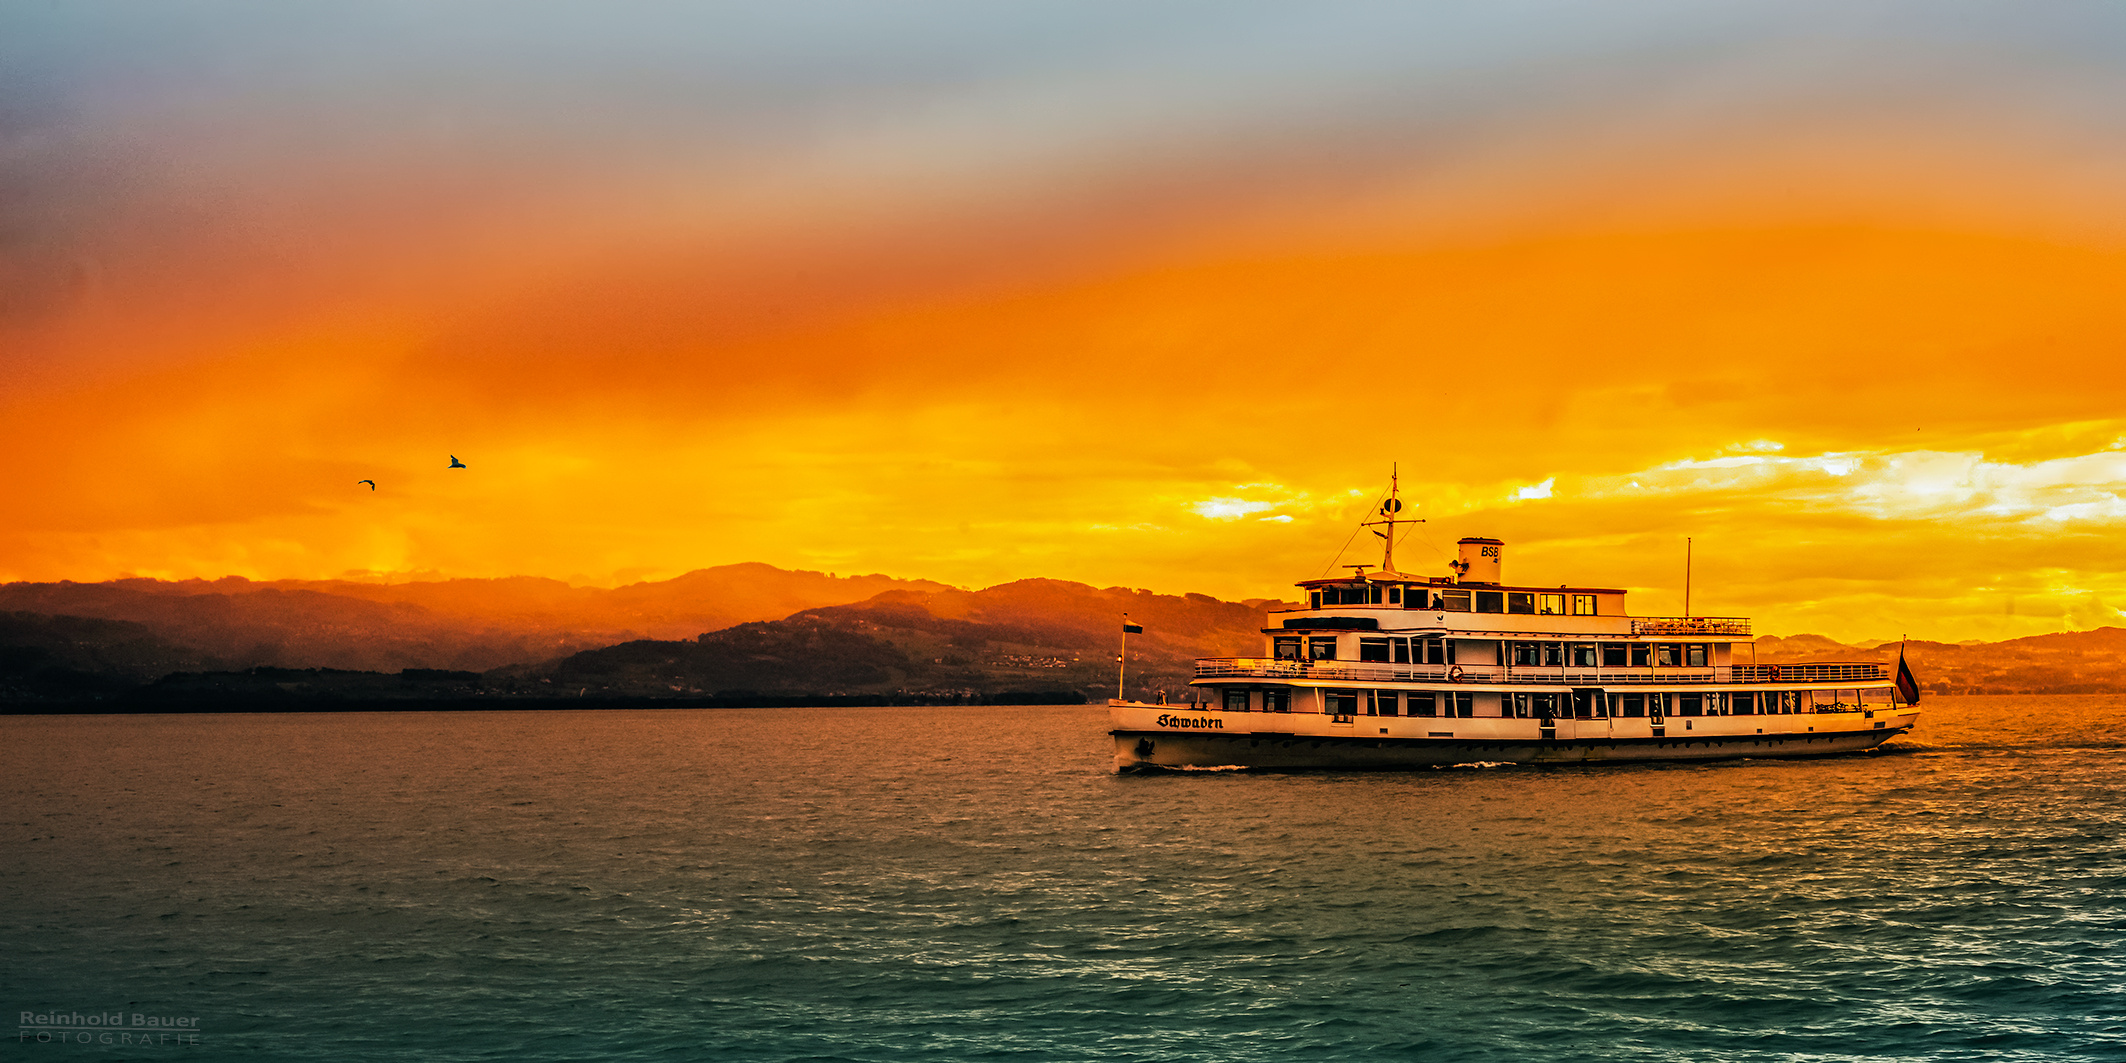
[4,695,2122,1061]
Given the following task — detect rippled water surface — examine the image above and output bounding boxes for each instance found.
[4,696,2124,1061]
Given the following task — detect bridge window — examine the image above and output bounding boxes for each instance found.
[1224,689,1251,712]
[1507,592,1535,613]
[1538,593,1565,615]
[1600,643,1628,666]
[1388,585,1402,605]
[1308,637,1338,661]
[1273,637,1302,660]
[1474,591,1504,612]
[1573,594,1598,615]
[1359,638,1391,663]
[1440,590,1471,611]
[1310,591,1322,609]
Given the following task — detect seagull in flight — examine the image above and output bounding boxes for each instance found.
[357,479,376,490]
[448,455,467,469]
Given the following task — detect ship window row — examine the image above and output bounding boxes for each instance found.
[1280,637,1717,667]
[1506,641,1711,668]
[1309,587,1599,615]
[1277,636,1457,663]
[1213,688,1894,716]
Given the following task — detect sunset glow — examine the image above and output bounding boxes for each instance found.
[8,2,2126,643]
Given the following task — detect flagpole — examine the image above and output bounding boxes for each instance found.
[1118,613,1128,702]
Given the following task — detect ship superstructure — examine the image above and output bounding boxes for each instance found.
[1110,478,1918,770]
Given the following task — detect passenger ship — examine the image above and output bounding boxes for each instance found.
[1110,484,1920,770]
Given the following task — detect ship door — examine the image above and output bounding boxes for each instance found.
[1572,688,1611,741]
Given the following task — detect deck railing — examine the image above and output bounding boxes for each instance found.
[1731,662,1886,682]
[1193,658,1886,684]
[1630,617,1753,635]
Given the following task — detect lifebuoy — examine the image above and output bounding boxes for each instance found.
[1447,665,1464,682]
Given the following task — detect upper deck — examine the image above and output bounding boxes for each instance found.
[1227,532,1878,684]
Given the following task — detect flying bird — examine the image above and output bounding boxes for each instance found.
[448,455,467,469]
[357,479,376,490]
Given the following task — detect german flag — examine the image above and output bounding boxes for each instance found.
[1895,644,1922,705]
[1123,621,1143,634]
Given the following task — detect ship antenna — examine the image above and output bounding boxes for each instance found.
[1684,536,1693,617]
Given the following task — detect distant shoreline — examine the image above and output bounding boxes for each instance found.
[0,690,1090,715]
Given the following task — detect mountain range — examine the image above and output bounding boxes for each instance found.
[2,565,2120,705]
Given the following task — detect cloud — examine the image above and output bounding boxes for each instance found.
[1192,497,1276,520]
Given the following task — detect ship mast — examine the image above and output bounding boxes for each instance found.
[1361,464,1420,576]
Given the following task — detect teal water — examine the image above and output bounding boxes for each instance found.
[4,696,2123,1061]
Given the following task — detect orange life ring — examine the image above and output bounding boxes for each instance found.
[1447,665,1464,682]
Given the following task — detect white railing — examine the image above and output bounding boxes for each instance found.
[1631,617,1753,635]
[1732,663,1886,682]
[1193,658,1886,684]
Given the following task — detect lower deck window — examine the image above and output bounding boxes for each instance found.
[1618,693,1645,717]
[1449,693,1474,718]
[1265,690,1291,713]
[1409,692,1436,717]
[1370,690,1400,716]
[1224,689,1251,712]
[1324,690,1359,715]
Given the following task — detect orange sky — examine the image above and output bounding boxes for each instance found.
[6,3,2126,643]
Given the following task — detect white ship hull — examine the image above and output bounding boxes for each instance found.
[1109,700,1918,770]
